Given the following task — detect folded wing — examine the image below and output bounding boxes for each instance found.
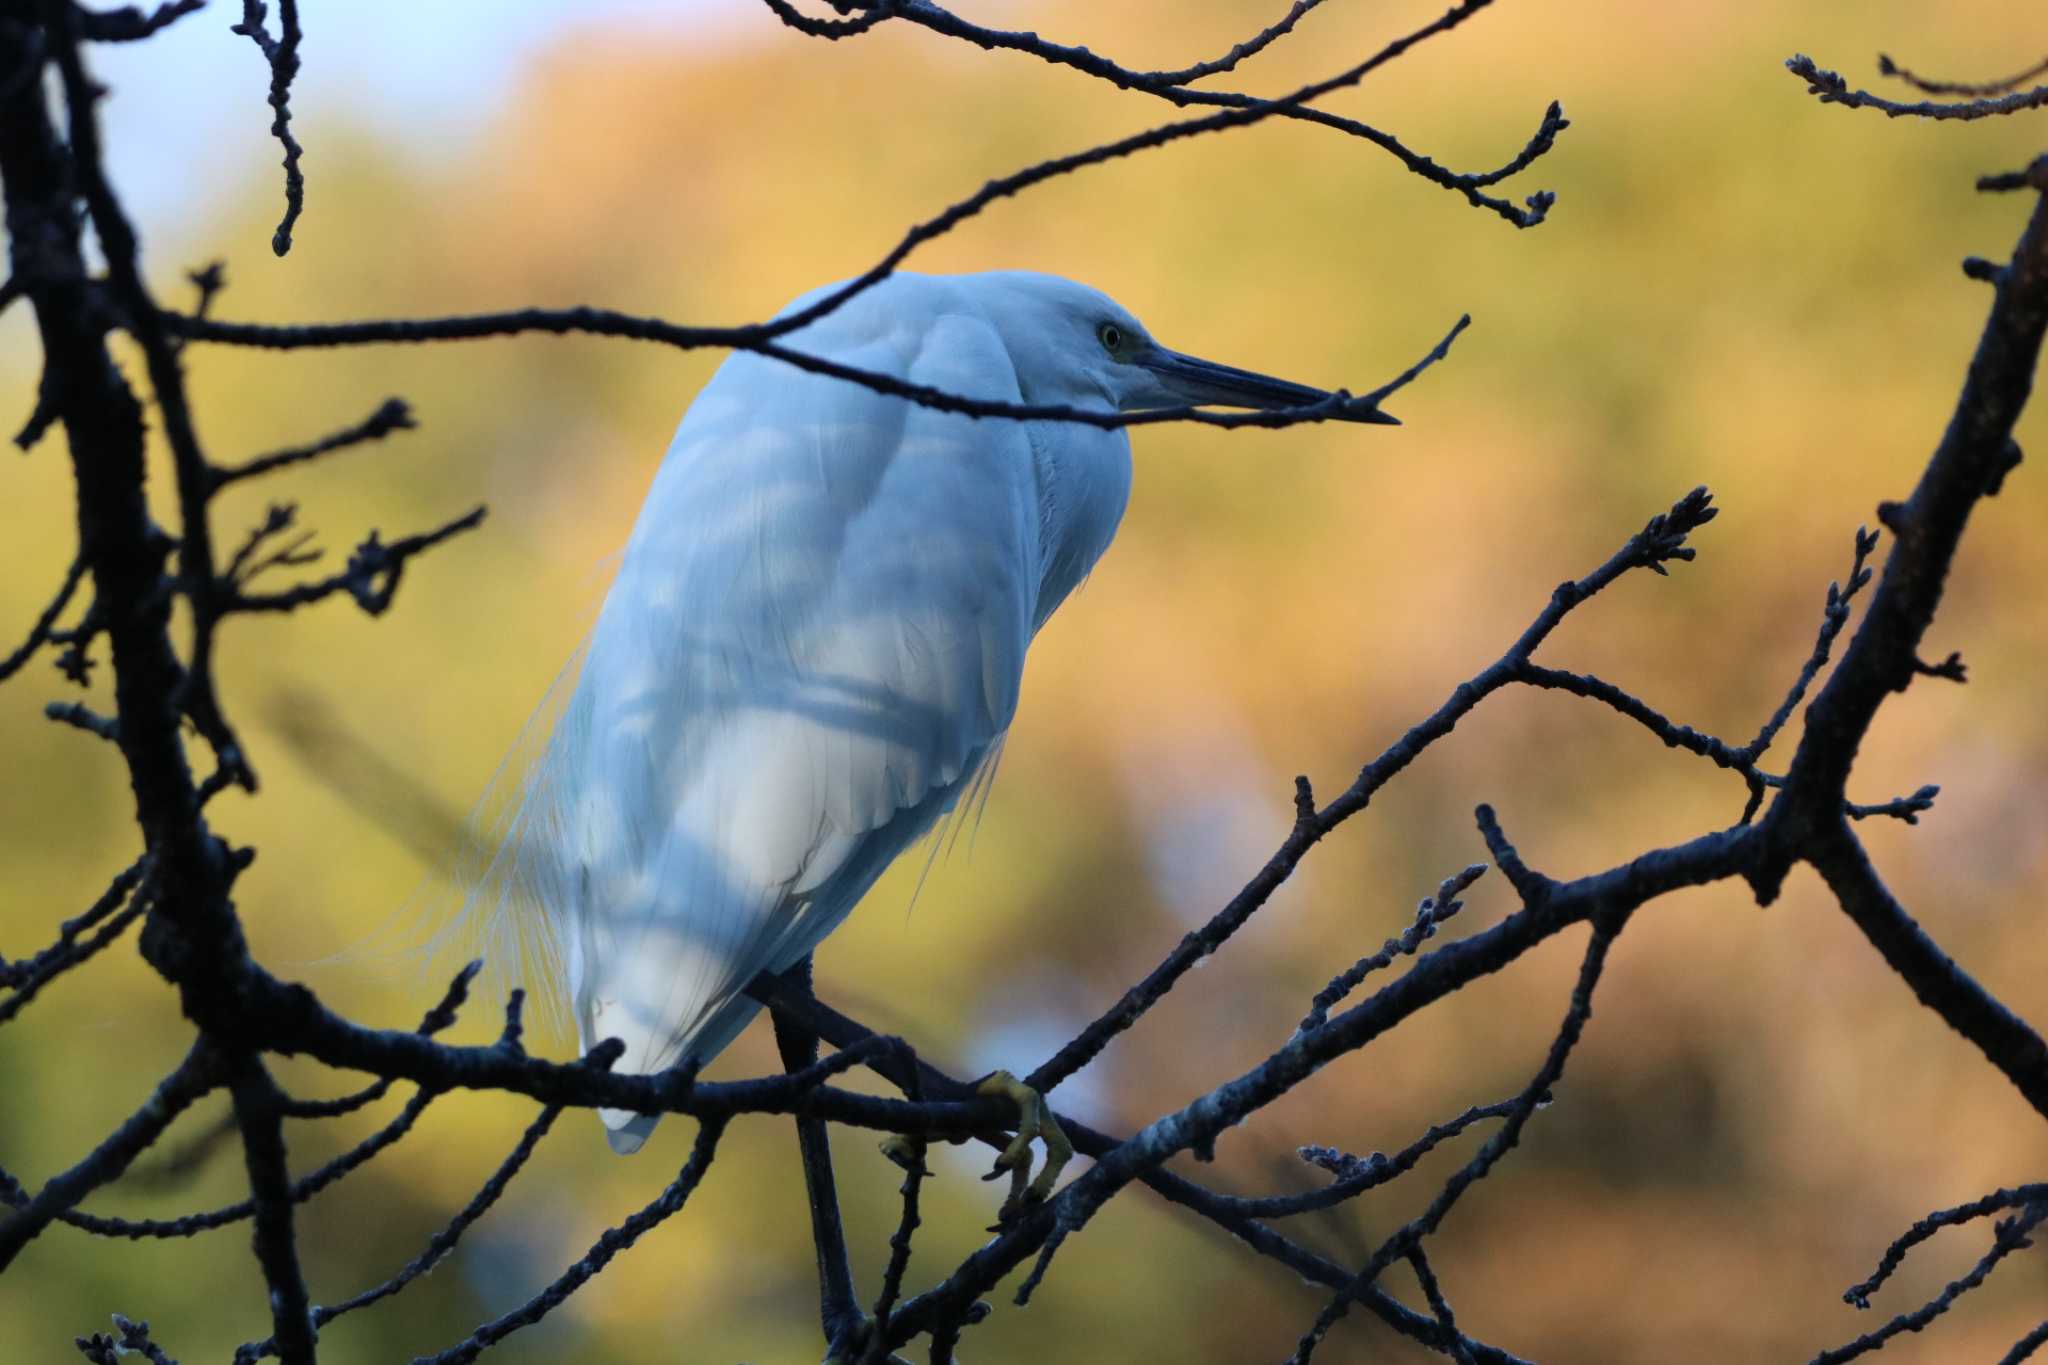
[474,301,1043,1151]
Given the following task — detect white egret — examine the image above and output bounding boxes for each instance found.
[467,270,1394,1164]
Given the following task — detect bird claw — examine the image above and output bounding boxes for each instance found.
[974,1069,1073,1227]
[877,1133,929,1175]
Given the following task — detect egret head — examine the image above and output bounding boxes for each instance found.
[974,271,1397,424]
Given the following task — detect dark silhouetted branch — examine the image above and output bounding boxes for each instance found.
[212,398,414,488]
[1289,917,1620,1362]
[226,1056,317,1365]
[1299,864,1485,1032]
[882,823,1753,1347]
[0,553,85,682]
[115,1109,238,1192]
[1219,1098,1523,1220]
[1879,51,2048,99]
[36,1085,436,1241]
[168,306,1456,430]
[1846,784,1939,824]
[829,0,1563,227]
[1758,172,2048,1115]
[2000,1320,2048,1365]
[1788,55,2048,120]
[760,0,897,40]
[1811,1201,2046,1365]
[229,507,487,617]
[222,503,320,588]
[77,0,203,42]
[74,1313,178,1365]
[871,1134,927,1348]
[1129,0,1327,86]
[411,1117,726,1365]
[231,0,304,254]
[9,5,2048,1363]
[1744,526,1879,761]
[0,860,151,1027]
[0,1042,218,1271]
[1027,486,1717,1097]
[278,950,483,1121]
[743,971,1523,1362]
[0,856,145,991]
[1844,1184,2048,1309]
[232,1104,566,1363]
[43,699,120,741]
[1405,1245,1475,1365]
[1807,823,2048,1118]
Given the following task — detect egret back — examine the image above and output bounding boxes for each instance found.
[468,275,1132,1151]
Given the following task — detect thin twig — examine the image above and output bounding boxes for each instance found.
[229,507,486,616]
[1810,1203,2047,1365]
[1299,865,1486,1032]
[1879,51,2048,99]
[409,1118,726,1365]
[0,554,87,683]
[231,0,306,254]
[859,0,1561,226]
[0,862,152,1028]
[1788,55,2048,121]
[0,1042,219,1270]
[1288,918,1621,1363]
[232,1106,566,1363]
[167,306,1458,429]
[1028,488,1715,1096]
[212,398,414,488]
[1843,1184,2048,1309]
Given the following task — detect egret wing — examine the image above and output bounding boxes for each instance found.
[476,304,1043,1147]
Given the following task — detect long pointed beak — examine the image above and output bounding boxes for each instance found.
[1136,348,1400,425]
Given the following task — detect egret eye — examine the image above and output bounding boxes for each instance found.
[1097,322,1123,354]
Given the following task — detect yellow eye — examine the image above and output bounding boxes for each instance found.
[1097,322,1123,353]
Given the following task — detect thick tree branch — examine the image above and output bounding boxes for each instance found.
[226,1056,317,1365]
[1806,822,2048,1117]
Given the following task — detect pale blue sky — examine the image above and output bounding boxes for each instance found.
[88,1,750,240]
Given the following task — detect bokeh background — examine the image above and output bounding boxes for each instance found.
[4,2,2047,1360]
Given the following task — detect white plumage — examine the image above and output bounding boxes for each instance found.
[465,271,1378,1152]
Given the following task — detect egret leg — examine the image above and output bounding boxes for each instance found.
[771,957,869,1360]
[976,1069,1075,1227]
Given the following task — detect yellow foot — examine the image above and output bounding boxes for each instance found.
[975,1069,1074,1227]
[877,1133,930,1175]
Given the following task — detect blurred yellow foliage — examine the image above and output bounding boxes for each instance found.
[3,2,2046,1361]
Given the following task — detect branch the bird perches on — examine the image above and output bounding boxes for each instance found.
[2,5,2045,1365]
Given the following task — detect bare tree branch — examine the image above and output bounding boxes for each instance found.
[1789,54,2048,121]
[230,0,304,255]
[212,398,414,488]
[225,1056,317,1365]
[409,1118,726,1365]
[0,1042,218,1270]
[6,7,2047,1363]
[0,552,86,682]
